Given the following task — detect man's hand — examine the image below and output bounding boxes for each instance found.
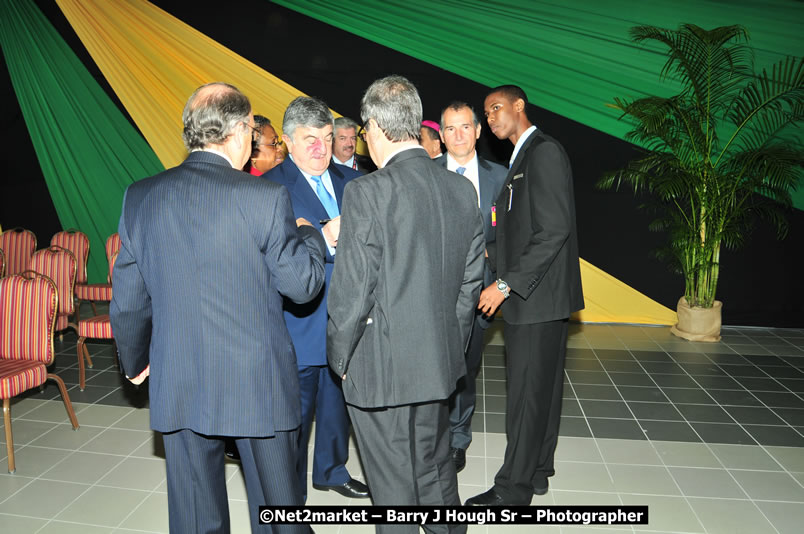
[296,217,313,227]
[128,364,150,385]
[477,283,506,316]
[322,216,341,248]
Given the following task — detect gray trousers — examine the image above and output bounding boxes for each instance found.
[348,400,467,534]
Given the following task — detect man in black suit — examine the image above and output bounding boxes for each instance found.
[436,101,507,473]
[332,116,376,174]
[466,85,584,506]
[328,75,484,534]
[111,82,326,532]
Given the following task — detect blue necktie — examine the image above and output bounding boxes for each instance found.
[311,174,339,218]
[456,166,466,176]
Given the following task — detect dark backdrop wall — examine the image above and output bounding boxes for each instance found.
[3,0,801,327]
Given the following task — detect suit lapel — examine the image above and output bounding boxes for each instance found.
[285,161,330,221]
[329,163,347,206]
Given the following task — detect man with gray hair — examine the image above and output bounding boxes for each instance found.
[264,96,368,501]
[332,116,376,173]
[111,82,326,532]
[327,75,484,533]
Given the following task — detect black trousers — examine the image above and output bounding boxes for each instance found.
[448,316,487,449]
[493,319,568,503]
[348,400,467,534]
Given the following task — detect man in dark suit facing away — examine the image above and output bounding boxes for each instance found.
[436,101,507,473]
[111,82,327,533]
[327,75,485,534]
[466,85,584,506]
[264,97,369,501]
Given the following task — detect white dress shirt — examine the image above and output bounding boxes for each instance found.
[446,152,481,207]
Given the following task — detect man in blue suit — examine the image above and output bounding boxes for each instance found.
[111,82,326,533]
[264,97,369,501]
[436,102,507,473]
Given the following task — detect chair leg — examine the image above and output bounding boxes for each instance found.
[90,301,98,316]
[48,374,79,430]
[77,337,87,391]
[3,398,15,473]
[83,341,93,369]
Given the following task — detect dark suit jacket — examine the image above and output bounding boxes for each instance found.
[327,147,485,408]
[436,154,507,325]
[355,154,377,174]
[488,130,584,324]
[263,159,360,367]
[110,151,327,437]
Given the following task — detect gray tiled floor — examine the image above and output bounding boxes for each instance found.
[1,317,803,533]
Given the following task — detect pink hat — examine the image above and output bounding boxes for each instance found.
[421,120,440,132]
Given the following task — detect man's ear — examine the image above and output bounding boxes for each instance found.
[515,98,525,113]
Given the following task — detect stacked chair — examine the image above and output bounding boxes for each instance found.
[0,227,37,276]
[75,252,118,390]
[50,229,89,320]
[29,246,77,339]
[73,233,120,316]
[0,271,80,473]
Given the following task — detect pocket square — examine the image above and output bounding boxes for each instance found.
[513,173,524,180]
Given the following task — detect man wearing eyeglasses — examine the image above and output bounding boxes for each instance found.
[263,96,369,502]
[111,82,326,533]
[332,116,377,174]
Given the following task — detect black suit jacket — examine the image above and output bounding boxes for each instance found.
[488,130,584,324]
[327,147,485,408]
[355,153,377,174]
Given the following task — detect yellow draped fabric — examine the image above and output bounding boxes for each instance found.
[55,0,318,169]
[573,260,676,325]
[56,0,677,325]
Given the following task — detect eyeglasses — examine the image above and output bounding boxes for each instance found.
[243,122,261,142]
[258,139,284,148]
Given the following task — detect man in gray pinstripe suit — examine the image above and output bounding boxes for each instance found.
[111,82,326,533]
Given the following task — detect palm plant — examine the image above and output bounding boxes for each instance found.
[599,24,803,312]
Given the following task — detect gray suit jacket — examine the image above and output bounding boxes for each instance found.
[110,151,327,437]
[327,147,485,408]
[488,130,584,324]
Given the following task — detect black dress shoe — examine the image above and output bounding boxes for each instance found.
[465,488,506,506]
[533,480,549,496]
[313,478,371,499]
[450,447,466,473]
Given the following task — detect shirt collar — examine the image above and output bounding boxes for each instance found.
[509,125,537,168]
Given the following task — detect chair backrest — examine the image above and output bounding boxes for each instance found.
[29,246,77,315]
[0,248,5,278]
[105,233,121,283]
[0,227,37,276]
[51,229,90,284]
[109,251,119,282]
[0,272,58,364]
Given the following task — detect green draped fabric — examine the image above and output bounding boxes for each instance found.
[1,0,163,282]
[275,0,804,209]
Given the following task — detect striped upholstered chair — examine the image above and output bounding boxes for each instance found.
[29,246,78,336]
[0,227,37,276]
[51,229,90,320]
[73,232,120,317]
[75,252,118,390]
[1,271,80,473]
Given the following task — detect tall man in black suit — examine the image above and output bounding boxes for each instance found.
[436,101,507,473]
[466,85,584,506]
[264,97,369,501]
[328,75,484,534]
[111,82,326,533]
[332,116,376,174]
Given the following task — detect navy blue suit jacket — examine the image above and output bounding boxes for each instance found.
[263,158,361,367]
[110,151,327,437]
[437,155,507,326]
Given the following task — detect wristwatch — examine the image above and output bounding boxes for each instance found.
[496,278,511,299]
